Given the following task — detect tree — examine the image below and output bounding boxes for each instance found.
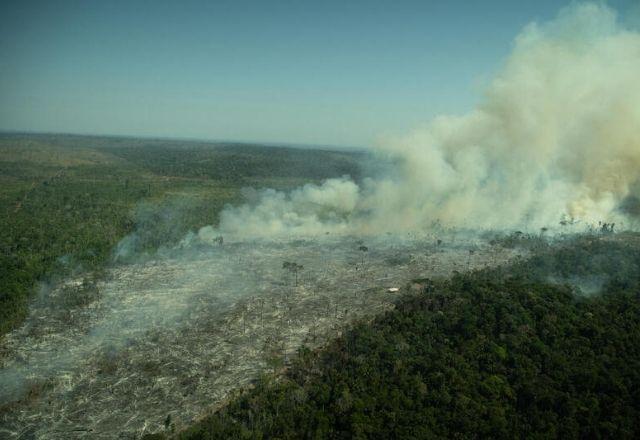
[358,245,368,266]
[283,261,304,287]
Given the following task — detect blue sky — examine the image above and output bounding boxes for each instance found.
[0,0,636,147]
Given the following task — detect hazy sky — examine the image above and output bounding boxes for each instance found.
[0,0,636,147]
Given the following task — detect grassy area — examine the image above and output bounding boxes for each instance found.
[0,133,363,336]
[170,234,640,439]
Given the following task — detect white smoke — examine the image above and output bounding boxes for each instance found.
[217,178,361,236]
[199,2,640,241]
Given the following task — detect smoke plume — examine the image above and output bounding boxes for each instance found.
[196,2,640,241]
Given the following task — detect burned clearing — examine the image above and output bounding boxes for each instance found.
[0,233,523,438]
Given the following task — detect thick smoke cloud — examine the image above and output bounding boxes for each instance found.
[215,178,360,237]
[199,2,640,241]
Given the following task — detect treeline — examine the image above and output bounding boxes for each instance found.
[169,234,640,439]
[97,144,363,186]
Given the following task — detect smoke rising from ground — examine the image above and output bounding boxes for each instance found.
[197,3,640,241]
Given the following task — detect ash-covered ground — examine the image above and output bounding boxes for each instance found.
[0,233,523,439]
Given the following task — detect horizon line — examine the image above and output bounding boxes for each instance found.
[0,129,368,153]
